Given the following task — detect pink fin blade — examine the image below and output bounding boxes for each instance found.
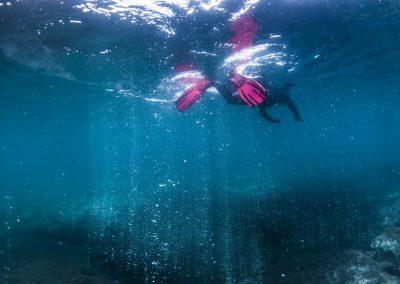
[230,14,259,53]
[175,79,211,112]
[237,89,253,106]
[176,87,202,111]
[231,72,266,107]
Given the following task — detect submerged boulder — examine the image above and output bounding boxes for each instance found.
[371,227,400,257]
[327,250,399,284]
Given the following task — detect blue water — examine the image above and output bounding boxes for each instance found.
[1,0,400,283]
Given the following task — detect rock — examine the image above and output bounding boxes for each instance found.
[371,227,400,257]
[327,250,399,284]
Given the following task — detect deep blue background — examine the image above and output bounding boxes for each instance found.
[1,0,400,282]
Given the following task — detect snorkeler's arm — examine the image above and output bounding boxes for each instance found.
[281,95,302,121]
[259,106,280,123]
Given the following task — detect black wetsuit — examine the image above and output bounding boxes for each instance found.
[214,81,303,123]
[259,83,302,123]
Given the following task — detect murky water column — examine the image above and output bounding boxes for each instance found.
[87,97,137,269]
[87,97,184,281]
[86,96,268,282]
[210,108,267,283]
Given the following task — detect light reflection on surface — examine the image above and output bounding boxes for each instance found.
[223,42,296,78]
[74,0,230,35]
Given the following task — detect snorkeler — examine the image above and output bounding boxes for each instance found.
[175,69,302,123]
[174,13,302,123]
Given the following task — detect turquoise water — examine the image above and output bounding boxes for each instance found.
[1,0,400,283]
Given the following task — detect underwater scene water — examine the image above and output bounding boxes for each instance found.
[1,0,400,283]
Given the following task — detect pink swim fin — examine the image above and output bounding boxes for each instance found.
[230,72,266,106]
[175,79,211,112]
[230,14,259,53]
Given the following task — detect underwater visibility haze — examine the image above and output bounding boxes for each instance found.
[1,0,400,283]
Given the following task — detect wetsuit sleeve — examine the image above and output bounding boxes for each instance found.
[259,105,280,123]
[281,95,302,121]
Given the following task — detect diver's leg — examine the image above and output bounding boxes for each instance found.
[281,95,302,121]
[259,105,280,123]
